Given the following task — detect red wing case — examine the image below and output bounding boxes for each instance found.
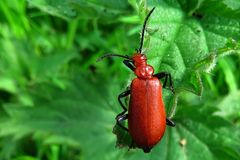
[128,77,166,150]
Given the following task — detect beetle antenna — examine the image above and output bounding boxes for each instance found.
[138,7,155,54]
[97,54,132,62]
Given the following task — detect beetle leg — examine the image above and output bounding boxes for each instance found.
[154,72,174,94]
[155,72,176,126]
[128,140,134,151]
[123,60,135,71]
[116,114,128,131]
[116,90,131,131]
[142,146,152,153]
[166,118,175,127]
[117,90,130,117]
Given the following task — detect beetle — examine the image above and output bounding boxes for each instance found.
[97,7,176,153]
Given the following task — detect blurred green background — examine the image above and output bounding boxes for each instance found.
[0,0,240,160]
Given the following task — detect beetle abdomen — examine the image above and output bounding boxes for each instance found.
[128,77,166,151]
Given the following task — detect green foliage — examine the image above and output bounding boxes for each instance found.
[0,0,239,160]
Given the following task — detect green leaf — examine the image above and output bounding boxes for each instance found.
[175,105,240,160]
[2,72,239,160]
[197,0,240,19]
[111,0,240,158]
[13,156,38,160]
[27,0,77,19]
[215,91,240,122]
[117,104,240,160]
[0,74,123,159]
[1,0,240,159]
[0,137,19,160]
[144,0,240,115]
[31,51,77,81]
[27,0,131,20]
[0,77,17,94]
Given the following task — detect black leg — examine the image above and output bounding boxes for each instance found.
[166,118,175,127]
[123,60,135,71]
[116,114,129,131]
[142,146,152,153]
[154,72,174,94]
[116,90,131,131]
[154,72,176,126]
[116,90,130,117]
[128,140,134,151]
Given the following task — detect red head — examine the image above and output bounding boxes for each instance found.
[132,53,154,79]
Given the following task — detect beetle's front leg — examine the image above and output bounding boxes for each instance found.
[166,118,175,127]
[154,72,174,94]
[154,72,176,127]
[116,89,130,131]
[123,60,135,71]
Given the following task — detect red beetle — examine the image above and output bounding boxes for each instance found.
[98,7,175,153]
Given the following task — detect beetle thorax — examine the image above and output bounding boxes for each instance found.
[132,53,154,79]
